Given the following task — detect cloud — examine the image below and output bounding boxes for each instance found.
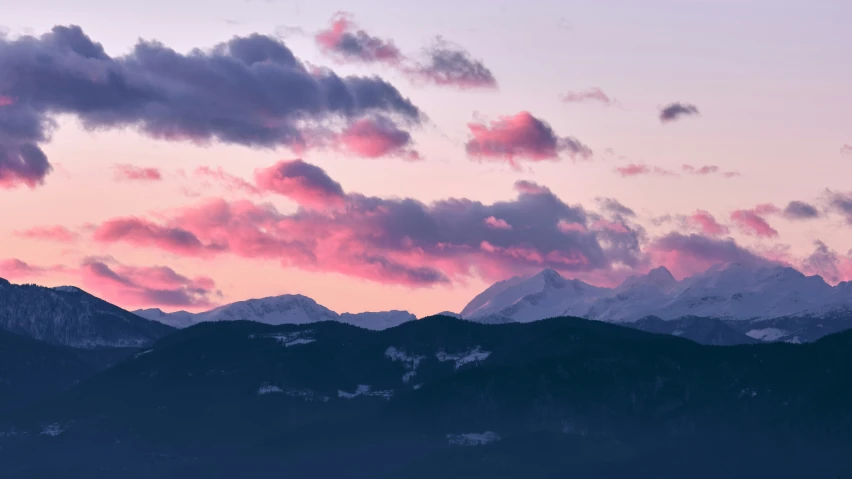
[93,218,215,256]
[0,258,60,279]
[113,164,162,181]
[825,190,852,223]
[254,159,346,208]
[484,216,512,230]
[315,12,403,64]
[647,232,772,278]
[596,197,635,217]
[337,116,419,159]
[730,208,779,238]
[0,25,422,188]
[682,164,740,178]
[659,102,700,123]
[466,111,591,167]
[560,88,613,106]
[14,225,78,242]
[799,240,852,284]
[79,258,218,308]
[407,37,497,89]
[195,166,260,195]
[841,144,852,157]
[89,163,647,286]
[687,210,729,236]
[783,200,820,220]
[614,164,675,177]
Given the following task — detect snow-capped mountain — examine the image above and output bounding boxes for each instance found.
[0,278,174,348]
[134,294,416,330]
[461,263,852,335]
[460,269,610,322]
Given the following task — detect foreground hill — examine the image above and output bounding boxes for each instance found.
[0,278,174,348]
[2,315,852,478]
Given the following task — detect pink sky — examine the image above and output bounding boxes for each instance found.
[1,1,851,316]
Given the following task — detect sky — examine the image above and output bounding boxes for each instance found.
[1,0,851,317]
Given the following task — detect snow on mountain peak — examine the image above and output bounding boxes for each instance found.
[461,268,609,322]
[136,294,418,330]
[463,261,852,325]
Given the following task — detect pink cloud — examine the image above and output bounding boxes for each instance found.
[560,88,613,106]
[0,259,55,279]
[687,210,729,236]
[753,203,781,215]
[338,117,419,159]
[0,95,14,107]
[315,12,402,64]
[79,259,219,309]
[682,164,740,178]
[484,216,512,230]
[113,164,162,182]
[614,164,676,177]
[558,221,588,234]
[14,225,78,242]
[466,112,591,167]
[93,218,213,256]
[195,166,260,195]
[730,209,779,238]
[842,144,852,157]
[88,165,645,287]
[254,160,346,208]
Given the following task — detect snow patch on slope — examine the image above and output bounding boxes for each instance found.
[746,328,788,342]
[258,385,284,395]
[385,346,426,383]
[250,331,315,347]
[447,431,501,446]
[436,347,491,369]
[338,385,393,400]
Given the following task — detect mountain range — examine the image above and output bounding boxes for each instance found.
[123,262,852,346]
[133,295,416,330]
[3,263,852,477]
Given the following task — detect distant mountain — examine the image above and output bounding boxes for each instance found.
[5,316,852,478]
[132,308,195,329]
[460,263,852,344]
[461,268,610,322]
[135,294,416,330]
[0,278,174,348]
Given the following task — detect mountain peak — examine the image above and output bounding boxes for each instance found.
[646,266,676,287]
[533,268,566,287]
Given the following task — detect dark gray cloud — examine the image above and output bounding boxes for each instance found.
[596,197,636,217]
[0,25,422,188]
[650,232,770,267]
[783,200,821,220]
[826,190,852,222]
[659,102,700,123]
[409,38,497,89]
